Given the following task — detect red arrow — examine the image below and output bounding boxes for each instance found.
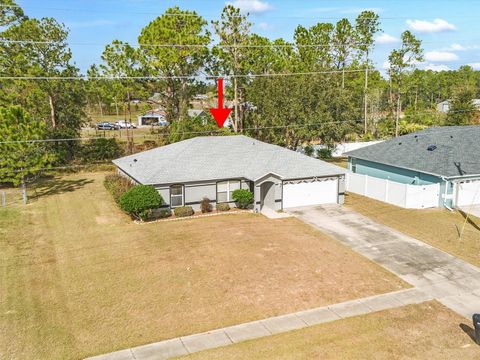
[210,78,232,128]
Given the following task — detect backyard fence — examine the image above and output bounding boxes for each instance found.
[346,173,440,209]
[0,190,26,207]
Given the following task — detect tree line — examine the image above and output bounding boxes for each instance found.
[1,0,479,190]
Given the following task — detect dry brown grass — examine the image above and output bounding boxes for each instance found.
[181,301,480,360]
[1,173,406,359]
[346,193,480,267]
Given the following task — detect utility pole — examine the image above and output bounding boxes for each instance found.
[395,93,400,137]
[364,52,369,135]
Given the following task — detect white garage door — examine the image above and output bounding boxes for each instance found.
[457,180,480,206]
[283,179,338,209]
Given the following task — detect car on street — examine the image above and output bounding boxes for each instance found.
[115,120,137,129]
[96,122,118,130]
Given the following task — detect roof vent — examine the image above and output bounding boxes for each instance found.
[427,145,437,151]
[133,159,138,162]
[398,142,402,145]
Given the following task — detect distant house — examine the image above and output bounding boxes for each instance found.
[437,99,480,113]
[346,126,480,209]
[137,109,167,127]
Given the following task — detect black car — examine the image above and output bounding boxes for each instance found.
[96,122,118,130]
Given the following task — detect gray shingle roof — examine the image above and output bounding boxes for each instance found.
[113,135,345,185]
[346,126,480,178]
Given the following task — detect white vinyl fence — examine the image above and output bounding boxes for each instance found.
[346,173,440,209]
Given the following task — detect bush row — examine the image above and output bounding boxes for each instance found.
[104,173,135,203]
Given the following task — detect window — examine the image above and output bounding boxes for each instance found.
[170,185,184,208]
[217,180,241,203]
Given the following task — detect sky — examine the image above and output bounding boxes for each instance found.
[16,0,480,74]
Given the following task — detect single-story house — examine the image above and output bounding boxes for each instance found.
[113,135,346,212]
[346,126,480,208]
[437,99,480,113]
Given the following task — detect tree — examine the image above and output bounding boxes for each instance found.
[388,30,423,136]
[212,5,251,132]
[355,11,381,134]
[0,0,25,27]
[138,7,210,122]
[446,86,478,125]
[0,106,54,202]
[332,18,356,88]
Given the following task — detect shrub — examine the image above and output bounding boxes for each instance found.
[174,206,194,217]
[304,144,314,157]
[232,189,254,209]
[80,138,123,162]
[316,148,332,160]
[119,185,163,221]
[216,203,230,212]
[158,209,172,219]
[200,197,212,213]
[104,173,134,203]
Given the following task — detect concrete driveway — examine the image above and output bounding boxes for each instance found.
[287,204,480,319]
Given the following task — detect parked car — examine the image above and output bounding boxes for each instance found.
[96,122,118,130]
[115,120,137,129]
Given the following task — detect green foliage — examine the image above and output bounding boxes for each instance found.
[200,197,212,213]
[173,206,194,217]
[316,148,332,160]
[158,209,172,219]
[168,115,231,143]
[119,185,163,221]
[0,106,54,186]
[216,203,231,212]
[80,138,123,162]
[103,173,134,203]
[304,145,314,157]
[138,7,211,121]
[446,86,478,125]
[232,189,253,209]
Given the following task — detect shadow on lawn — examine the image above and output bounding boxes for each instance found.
[31,177,94,200]
[459,323,478,345]
[457,210,480,233]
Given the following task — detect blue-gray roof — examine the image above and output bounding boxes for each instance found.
[346,126,480,178]
[113,135,345,185]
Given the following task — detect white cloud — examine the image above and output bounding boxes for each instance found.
[442,43,480,52]
[257,22,270,30]
[406,18,456,33]
[424,51,459,62]
[376,33,400,44]
[382,60,390,70]
[468,63,480,70]
[228,0,272,13]
[424,63,451,72]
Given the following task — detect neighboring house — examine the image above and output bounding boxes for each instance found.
[346,126,480,208]
[437,99,480,113]
[138,109,168,127]
[113,135,346,212]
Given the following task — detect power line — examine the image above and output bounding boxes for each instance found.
[0,120,360,144]
[0,39,451,48]
[0,68,366,80]
[0,4,427,20]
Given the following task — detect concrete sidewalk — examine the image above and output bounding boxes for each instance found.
[288,204,480,319]
[86,288,431,360]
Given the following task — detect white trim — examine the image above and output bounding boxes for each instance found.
[253,172,284,182]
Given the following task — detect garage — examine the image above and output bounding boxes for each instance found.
[456,180,480,206]
[282,178,339,209]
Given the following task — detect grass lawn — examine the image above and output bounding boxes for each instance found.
[180,301,480,360]
[346,193,480,268]
[1,173,406,359]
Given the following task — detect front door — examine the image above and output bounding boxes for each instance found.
[261,181,275,210]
